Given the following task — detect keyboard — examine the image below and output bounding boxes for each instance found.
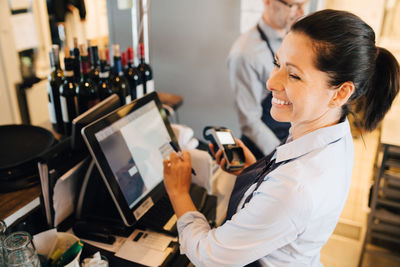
[137,184,208,236]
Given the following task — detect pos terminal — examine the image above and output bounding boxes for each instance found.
[203,126,245,171]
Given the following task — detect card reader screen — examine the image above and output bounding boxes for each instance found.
[216,131,235,145]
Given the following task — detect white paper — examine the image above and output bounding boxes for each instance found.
[132,230,173,251]
[33,229,58,257]
[79,236,126,253]
[53,158,90,226]
[11,13,39,51]
[115,230,176,267]
[82,252,108,267]
[171,124,196,149]
[38,162,52,226]
[190,149,213,194]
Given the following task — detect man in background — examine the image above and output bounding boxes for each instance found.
[47,0,87,47]
[228,0,307,159]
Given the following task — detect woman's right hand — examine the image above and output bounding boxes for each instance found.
[209,138,256,176]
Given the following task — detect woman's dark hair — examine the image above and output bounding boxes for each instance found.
[291,9,399,131]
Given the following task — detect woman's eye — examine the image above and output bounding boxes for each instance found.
[273,59,280,68]
[289,74,301,80]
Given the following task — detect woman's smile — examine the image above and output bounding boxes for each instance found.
[272,96,292,106]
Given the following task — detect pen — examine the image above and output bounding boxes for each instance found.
[169,141,197,176]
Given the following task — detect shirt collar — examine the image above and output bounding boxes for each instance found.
[258,18,282,43]
[274,119,351,163]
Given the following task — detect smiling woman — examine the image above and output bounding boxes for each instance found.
[267,31,347,139]
[163,9,400,267]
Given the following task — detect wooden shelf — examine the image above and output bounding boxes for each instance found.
[0,185,41,225]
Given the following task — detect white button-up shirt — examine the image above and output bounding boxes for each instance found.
[177,120,354,266]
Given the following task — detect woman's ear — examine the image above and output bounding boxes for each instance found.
[329,81,355,108]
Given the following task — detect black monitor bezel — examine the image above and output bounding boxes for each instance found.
[71,94,121,151]
[81,92,179,226]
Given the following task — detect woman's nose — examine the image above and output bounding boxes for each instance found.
[266,70,284,92]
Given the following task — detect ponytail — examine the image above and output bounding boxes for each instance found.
[363,47,400,131]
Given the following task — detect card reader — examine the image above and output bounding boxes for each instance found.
[203,126,245,171]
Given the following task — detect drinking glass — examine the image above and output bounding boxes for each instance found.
[3,231,39,267]
[6,247,39,267]
[0,220,7,267]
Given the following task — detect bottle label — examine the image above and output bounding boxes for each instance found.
[47,83,56,123]
[60,96,69,122]
[64,70,74,77]
[125,95,131,104]
[99,71,109,78]
[134,197,154,221]
[48,102,56,123]
[136,84,144,99]
[147,80,155,93]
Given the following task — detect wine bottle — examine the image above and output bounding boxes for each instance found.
[138,43,154,95]
[89,45,100,85]
[76,44,99,114]
[87,40,92,64]
[98,48,113,100]
[105,48,114,81]
[47,44,64,134]
[111,44,131,105]
[60,46,78,135]
[121,51,127,70]
[125,47,143,100]
[72,38,81,84]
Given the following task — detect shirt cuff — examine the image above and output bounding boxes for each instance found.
[177,211,210,253]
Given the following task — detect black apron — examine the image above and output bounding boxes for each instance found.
[225,147,288,267]
[241,25,290,160]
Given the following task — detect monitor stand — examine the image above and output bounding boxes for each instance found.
[75,159,134,237]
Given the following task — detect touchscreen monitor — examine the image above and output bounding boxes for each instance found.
[81,92,178,226]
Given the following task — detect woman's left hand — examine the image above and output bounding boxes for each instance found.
[163,151,192,198]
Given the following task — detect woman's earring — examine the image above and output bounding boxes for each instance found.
[329,102,336,108]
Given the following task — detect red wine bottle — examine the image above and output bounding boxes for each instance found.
[72,38,81,84]
[89,45,100,85]
[87,40,92,64]
[98,48,113,100]
[105,48,114,81]
[60,46,78,135]
[125,47,143,100]
[76,44,99,114]
[47,44,64,134]
[111,44,131,105]
[138,43,154,95]
[121,51,127,70]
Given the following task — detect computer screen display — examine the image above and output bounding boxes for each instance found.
[94,100,174,208]
[81,92,179,226]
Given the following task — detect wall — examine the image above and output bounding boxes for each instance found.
[0,0,22,125]
[325,0,385,37]
[106,0,133,54]
[149,0,241,140]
